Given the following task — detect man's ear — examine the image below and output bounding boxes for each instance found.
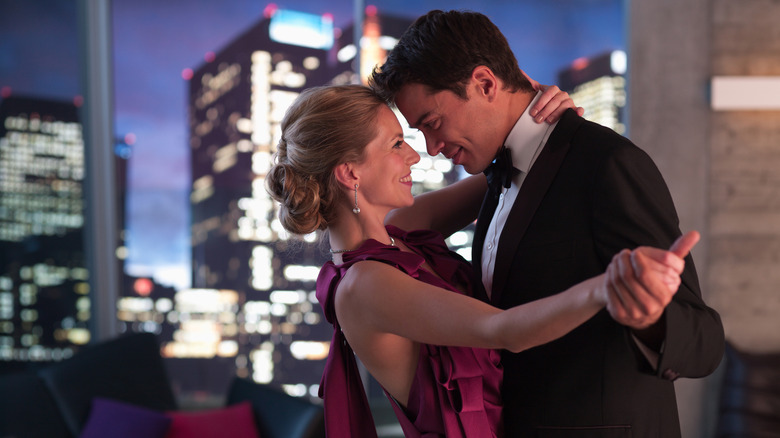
[471,66,499,102]
[334,162,359,190]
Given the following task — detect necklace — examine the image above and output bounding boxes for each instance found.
[330,236,395,254]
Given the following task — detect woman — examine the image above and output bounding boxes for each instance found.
[266,84,696,437]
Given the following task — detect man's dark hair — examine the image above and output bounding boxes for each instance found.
[369,9,534,103]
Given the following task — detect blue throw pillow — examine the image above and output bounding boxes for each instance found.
[80,397,172,438]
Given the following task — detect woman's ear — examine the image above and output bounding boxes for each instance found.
[334,162,358,190]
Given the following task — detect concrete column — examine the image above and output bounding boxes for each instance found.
[627,0,715,436]
[630,0,780,436]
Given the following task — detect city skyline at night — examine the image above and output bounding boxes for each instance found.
[0,0,625,291]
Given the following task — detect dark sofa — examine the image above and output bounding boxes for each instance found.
[0,333,325,438]
[715,342,780,438]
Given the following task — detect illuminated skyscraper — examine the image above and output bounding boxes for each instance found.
[186,7,338,400]
[558,50,627,135]
[0,96,90,372]
[334,7,414,85]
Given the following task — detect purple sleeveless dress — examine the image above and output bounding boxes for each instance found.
[316,225,503,437]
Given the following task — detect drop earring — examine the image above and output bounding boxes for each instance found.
[352,184,360,214]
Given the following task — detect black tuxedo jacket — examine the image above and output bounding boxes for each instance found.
[473,109,724,437]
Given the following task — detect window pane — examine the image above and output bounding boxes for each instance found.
[0,0,90,372]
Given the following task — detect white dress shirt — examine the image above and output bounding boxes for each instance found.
[481,92,556,297]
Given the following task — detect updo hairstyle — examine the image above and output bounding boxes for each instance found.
[266,85,387,235]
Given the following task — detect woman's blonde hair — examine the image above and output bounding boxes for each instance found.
[266,85,386,235]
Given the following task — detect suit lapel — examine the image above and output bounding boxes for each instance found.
[490,109,584,306]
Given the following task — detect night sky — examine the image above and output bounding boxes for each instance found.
[0,0,624,289]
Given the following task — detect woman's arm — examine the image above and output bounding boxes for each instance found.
[336,232,696,354]
[338,260,603,353]
[385,174,486,237]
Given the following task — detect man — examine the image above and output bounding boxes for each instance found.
[370,9,724,437]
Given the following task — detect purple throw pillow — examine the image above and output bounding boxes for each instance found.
[80,397,172,438]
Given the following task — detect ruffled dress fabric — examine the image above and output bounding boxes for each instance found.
[316,225,503,437]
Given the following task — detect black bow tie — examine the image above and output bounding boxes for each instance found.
[483,146,513,194]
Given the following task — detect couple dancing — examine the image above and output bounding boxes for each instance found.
[266,10,724,438]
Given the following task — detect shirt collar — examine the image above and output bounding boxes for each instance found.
[504,91,555,173]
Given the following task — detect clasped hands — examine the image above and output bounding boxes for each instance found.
[602,231,700,335]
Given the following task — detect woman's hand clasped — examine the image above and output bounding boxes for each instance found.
[603,231,700,330]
